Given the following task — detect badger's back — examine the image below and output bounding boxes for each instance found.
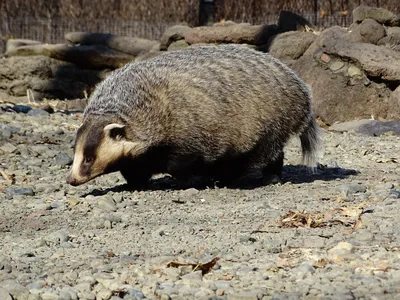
[85,44,313,158]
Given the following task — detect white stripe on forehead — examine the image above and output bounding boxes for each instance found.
[69,140,85,181]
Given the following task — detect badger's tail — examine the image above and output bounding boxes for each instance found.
[299,114,323,169]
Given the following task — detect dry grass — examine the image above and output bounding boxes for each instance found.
[1,0,398,26]
[276,206,366,231]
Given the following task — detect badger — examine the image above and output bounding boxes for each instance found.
[66,44,322,189]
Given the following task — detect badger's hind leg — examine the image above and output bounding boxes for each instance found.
[246,140,284,186]
[262,151,284,185]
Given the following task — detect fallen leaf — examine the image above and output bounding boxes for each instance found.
[67,199,80,207]
[353,262,391,272]
[0,168,15,184]
[373,264,391,272]
[276,206,367,230]
[166,257,220,275]
[354,216,363,230]
[218,273,233,280]
[373,157,398,163]
[385,245,400,251]
[276,256,299,268]
[335,197,346,203]
[275,250,308,269]
[316,117,330,128]
[344,213,364,234]
[313,258,333,268]
[34,137,59,145]
[104,251,116,258]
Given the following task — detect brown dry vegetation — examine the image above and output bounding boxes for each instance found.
[0,0,398,25]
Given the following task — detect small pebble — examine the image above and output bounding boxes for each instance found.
[98,195,117,212]
[27,109,50,117]
[341,183,367,198]
[9,187,35,196]
[388,189,400,199]
[55,152,73,166]
[0,288,12,300]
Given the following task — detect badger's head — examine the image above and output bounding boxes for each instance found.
[66,117,146,186]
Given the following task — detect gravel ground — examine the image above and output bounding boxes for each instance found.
[0,106,399,300]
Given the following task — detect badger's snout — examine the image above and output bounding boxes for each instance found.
[66,173,80,186]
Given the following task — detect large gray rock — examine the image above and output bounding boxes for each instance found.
[0,56,104,100]
[330,118,400,136]
[5,39,42,54]
[6,43,134,69]
[183,23,279,45]
[389,86,400,120]
[378,27,400,49]
[0,92,27,104]
[352,5,399,26]
[267,31,316,61]
[329,119,374,133]
[65,32,160,56]
[159,25,192,51]
[167,40,189,51]
[355,120,400,136]
[346,19,386,45]
[213,20,238,27]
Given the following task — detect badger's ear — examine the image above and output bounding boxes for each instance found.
[104,123,126,140]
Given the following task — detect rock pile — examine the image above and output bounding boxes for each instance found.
[1,5,399,123]
[290,5,400,124]
[1,33,160,104]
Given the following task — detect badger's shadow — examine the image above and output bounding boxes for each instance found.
[82,164,359,197]
[281,164,358,184]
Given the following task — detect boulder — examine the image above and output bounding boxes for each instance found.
[65,32,160,56]
[352,5,398,26]
[317,26,348,42]
[329,119,400,136]
[167,40,189,51]
[355,120,400,136]
[267,31,316,61]
[6,39,42,54]
[346,19,386,45]
[0,92,27,104]
[291,27,399,123]
[183,23,279,45]
[388,86,400,120]
[328,119,374,133]
[5,43,134,69]
[159,25,192,51]
[213,20,238,27]
[378,27,400,49]
[0,56,104,100]
[277,10,315,32]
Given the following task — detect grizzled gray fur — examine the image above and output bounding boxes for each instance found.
[80,44,322,187]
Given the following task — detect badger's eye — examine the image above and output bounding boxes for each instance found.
[84,157,93,164]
